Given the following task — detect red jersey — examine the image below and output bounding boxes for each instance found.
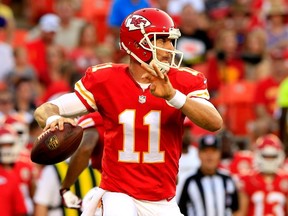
[78,112,104,171]
[74,63,209,201]
[8,160,35,214]
[0,166,27,216]
[239,170,288,216]
[229,150,254,177]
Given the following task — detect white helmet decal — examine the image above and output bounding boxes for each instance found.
[125,15,151,31]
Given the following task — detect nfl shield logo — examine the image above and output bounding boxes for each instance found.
[138,95,146,104]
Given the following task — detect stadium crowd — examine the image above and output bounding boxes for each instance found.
[0,0,288,215]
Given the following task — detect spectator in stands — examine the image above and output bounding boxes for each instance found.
[37,46,72,105]
[13,77,36,123]
[204,0,233,22]
[152,0,169,12]
[0,0,15,44]
[166,0,205,16]
[107,0,151,62]
[238,134,288,216]
[0,16,14,81]
[0,88,15,121]
[205,29,245,98]
[76,0,112,43]
[252,51,288,138]
[240,28,272,81]
[0,125,27,216]
[68,23,101,74]
[26,0,86,52]
[25,13,60,88]
[5,46,38,90]
[45,44,67,85]
[177,4,213,67]
[25,0,55,26]
[178,134,239,216]
[264,0,288,56]
[53,0,86,51]
[108,0,151,36]
[228,2,253,50]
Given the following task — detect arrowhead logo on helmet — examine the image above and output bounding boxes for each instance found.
[125,15,151,31]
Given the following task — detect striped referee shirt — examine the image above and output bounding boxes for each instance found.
[178,168,239,216]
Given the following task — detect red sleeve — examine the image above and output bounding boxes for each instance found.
[13,179,27,215]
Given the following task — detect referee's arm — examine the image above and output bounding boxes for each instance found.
[178,179,190,216]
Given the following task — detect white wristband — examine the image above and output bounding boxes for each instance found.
[166,90,187,109]
[46,115,61,126]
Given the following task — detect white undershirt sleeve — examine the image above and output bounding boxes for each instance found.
[49,92,92,117]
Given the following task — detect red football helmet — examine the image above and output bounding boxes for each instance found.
[0,125,19,164]
[120,8,183,72]
[254,134,285,173]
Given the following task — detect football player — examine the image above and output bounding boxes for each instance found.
[34,8,223,216]
[238,134,288,216]
[0,125,28,216]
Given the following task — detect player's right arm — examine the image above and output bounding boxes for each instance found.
[34,93,89,130]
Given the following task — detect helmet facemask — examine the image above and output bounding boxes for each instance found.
[254,134,285,174]
[255,146,285,174]
[0,144,19,165]
[139,25,183,73]
[0,126,20,165]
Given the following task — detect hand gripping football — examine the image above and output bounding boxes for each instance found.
[31,123,83,165]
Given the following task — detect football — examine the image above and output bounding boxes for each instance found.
[31,123,83,165]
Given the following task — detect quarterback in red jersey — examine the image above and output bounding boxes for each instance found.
[34,8,223,216]
[238,134,288,216]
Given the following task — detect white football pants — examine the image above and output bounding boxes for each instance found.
[82,188,183,216]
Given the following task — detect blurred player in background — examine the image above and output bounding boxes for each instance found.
[0,125,28,216]
[238,134,288,216]
[34,8,222,216]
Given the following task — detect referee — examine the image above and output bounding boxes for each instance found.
[178,134,239,216]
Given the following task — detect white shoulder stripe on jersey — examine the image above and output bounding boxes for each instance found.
[78,118,95,129]
[75,80,97,110]
[49,93,89,117]
[187,89,210,100]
